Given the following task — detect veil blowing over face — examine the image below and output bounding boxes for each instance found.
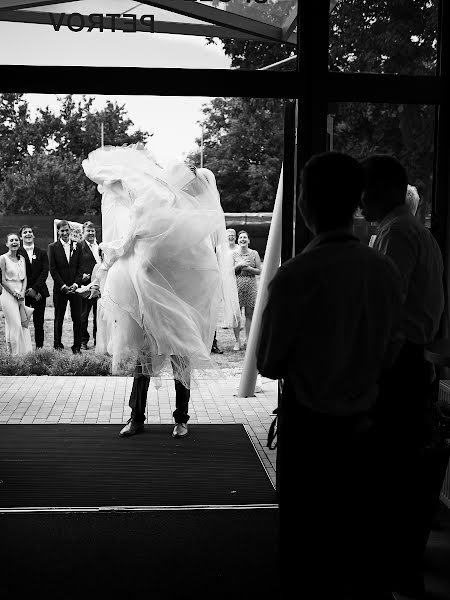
[82,144,238,387]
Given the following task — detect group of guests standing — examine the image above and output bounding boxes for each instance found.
[0,220,101,355]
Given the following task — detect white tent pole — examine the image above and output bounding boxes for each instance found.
[237,165,284,397]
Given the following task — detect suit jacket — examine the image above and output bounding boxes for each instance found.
[18,245,50,298]
[79,240,100,279]
[48,239,84,295]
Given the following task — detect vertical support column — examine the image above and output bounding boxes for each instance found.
[281,100,297,264]
[433,0,450,342]
[295,0,330,255]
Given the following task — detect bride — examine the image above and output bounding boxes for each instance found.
[82,144,238,387]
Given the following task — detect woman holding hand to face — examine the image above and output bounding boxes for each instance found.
[231,230,261,350]
[0,233,33,355]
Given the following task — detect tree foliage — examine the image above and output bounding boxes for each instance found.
[187,97,285,212]
[0,154,98,215]
[0,93,149,215]
[328,0,438,220]
[208,0,295,70]
[198,0,438,216]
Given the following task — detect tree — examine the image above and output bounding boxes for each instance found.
[328,0,438,221]
[199,0,437,217]
[187,97,285,212]
[0,94,150,214]
[0,93,32,174]
[208,0,296,70]
[0,154,98,215]
[54,95,148,160]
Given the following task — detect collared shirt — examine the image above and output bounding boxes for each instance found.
[61,239,71,263]
[257,228,403,417]
[85,240,101,264]
[23,244,35,263]
[374,204,444,345]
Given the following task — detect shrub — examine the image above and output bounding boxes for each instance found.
[0,349,112,376]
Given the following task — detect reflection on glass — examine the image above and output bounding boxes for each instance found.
[329,0,438,75]
[328,102,435,240]
[0,0,297,70]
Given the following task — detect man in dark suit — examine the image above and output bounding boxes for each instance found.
[48,220,84,353]
[18,225,49,349]
[79,221,101,350]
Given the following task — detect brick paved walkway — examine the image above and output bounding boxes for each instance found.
[0,375,278,486]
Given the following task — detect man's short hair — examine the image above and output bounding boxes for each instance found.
[226,228,236,236]
[301,152,364,229]
[83,221,95,231]
[19,225,34,238]
[57,220,69,231]
[361,154,408,208]
[405,184,420,216]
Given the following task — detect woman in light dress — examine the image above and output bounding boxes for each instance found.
[232,229,262,350]
[0,233,33,355]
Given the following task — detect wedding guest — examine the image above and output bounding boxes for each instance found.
[257,152,403,598]
[226,228,238,251]
[0,233,33,355]
[368,183,421,248]
[48,220,84,354]
[17,225,49,349]
[361,154,444,597]
[405,184,420,216]
[232,230,261,350]
[79,221,101,350]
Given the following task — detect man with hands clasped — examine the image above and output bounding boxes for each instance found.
[48,220,84,353]
[79,221,101,350]
[18,225,49,349]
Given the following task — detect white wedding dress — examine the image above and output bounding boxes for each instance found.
[0,255,33,355]
[82,145,239,387]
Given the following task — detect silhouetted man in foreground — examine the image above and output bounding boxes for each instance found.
[361,154,445,597]
[257,152,403,599]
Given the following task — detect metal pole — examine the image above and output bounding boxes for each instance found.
[101,122,104,148]
[200,123,204,168]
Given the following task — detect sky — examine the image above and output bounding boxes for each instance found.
[0,15,232,164]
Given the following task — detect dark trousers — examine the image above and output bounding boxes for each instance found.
[53,292,82,351]
[276,387,377,598]
[129,358,190,424]
[25,295,46,348]
[374,340,439,594]
[80,297,97,345]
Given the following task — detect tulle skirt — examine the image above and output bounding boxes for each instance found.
[83,145,232,387]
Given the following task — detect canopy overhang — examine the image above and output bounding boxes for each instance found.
[0,0,301,44]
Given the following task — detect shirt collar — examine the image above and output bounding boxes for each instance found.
[303,227,356,254]
[377,204,410,232]
[60,239,70,246]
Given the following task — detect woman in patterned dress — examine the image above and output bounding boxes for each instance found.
[232,230,262,350]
